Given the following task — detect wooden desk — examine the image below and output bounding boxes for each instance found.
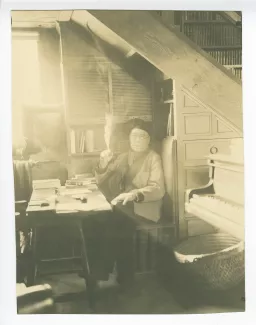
[26,186,112,311]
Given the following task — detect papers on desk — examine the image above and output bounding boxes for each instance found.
[56,193,111,214]
[62,188,92,196]
[31,188,56,201]
[33,179,61,190]
[27,198,56,212]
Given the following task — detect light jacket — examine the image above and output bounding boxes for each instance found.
[95,149,165,222]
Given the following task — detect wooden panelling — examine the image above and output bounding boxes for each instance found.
[181,91,241,139]
[184,139,231,163]
[217,119,233,133]
[181,91,240,139]
[211,115,240,138]
[182,104,206,114]
[184,94,200,108]
[184,113,211,135]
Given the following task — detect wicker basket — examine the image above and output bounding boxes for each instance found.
[173,233,245,291]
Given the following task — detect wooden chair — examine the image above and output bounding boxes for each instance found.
[13,160,33,283]
[15,200,30,283]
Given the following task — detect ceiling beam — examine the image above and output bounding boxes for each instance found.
[11,21,56,29]
[12,30,40,40]
[11,10,73,29]
[58,11,73,22]
[218,11,242,27]
[86,10,243,133]
[71,10,133,57]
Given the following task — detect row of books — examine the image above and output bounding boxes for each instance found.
[182,11,225,21]
[230,67,242,80]
[70,129,95,154]
[183,24,242,47]
[207,49,242,65]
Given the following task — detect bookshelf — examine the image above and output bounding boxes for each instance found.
[70,152,101,157]
[69,126,106,155]
[155,78,174,105]
[152,77,175,142]
[152,11,242,79]
[180,11,242,79]
[201,45,242,50]
[224,65,242,79]
[182,20,230,24]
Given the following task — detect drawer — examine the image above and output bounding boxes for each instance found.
[184,139,231,164]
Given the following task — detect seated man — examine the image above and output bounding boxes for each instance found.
[93,118,165,288]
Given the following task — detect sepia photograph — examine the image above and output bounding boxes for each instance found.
[11,9,244,315]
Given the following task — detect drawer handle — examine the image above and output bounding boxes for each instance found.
[210,146,218,154]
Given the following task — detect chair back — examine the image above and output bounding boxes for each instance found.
[13,161,33,202]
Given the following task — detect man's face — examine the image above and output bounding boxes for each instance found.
[129,128,150,153]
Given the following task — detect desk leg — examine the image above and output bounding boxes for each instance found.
[77,221,97,312]
[27,227,37,286]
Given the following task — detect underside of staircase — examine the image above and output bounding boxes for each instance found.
[76,10,243,135]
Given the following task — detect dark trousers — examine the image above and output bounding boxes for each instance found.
[83,205,154,283]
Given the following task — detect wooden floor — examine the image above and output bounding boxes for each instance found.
[36,271,245,314]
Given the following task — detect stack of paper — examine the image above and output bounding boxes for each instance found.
[33,179,61,190]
